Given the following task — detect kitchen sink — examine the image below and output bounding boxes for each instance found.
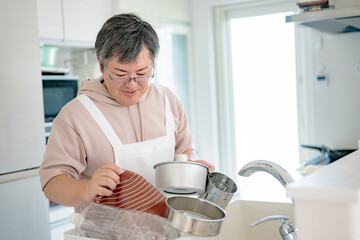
[65,199,294,240]
[209,199,294,240]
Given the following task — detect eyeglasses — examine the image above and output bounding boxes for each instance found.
[103,64,154,85]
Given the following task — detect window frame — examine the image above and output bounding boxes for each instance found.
[213,0,300,182]
[153,22,197,139]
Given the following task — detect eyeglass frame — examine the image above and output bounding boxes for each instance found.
[102,62,155,85]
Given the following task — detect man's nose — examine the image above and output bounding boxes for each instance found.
[125,77,138,87]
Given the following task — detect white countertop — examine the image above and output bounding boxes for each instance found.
[287,150,360,202]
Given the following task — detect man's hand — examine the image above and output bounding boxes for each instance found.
[191,160,215,171]
[182,150,215,171]
[43,163,123,207]
[85,163,123,200]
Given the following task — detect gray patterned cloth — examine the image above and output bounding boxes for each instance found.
[79,203,180,240]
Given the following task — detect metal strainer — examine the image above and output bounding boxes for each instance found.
[203,172,237,209]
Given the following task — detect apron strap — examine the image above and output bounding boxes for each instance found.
[77,94,123,149]
[77,86,175,165]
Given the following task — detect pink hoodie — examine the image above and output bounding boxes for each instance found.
[39,77,193,211]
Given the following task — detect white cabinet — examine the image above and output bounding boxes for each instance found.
[37,0,114,46]
[62,0,113,44]
[37,0,63,41]
[117,0,191,23]
[0,174,51,240]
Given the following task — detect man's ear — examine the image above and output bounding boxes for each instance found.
[97,58,103,73]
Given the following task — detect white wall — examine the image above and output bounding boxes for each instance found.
[298,29,360,150]
[189,0,220,168]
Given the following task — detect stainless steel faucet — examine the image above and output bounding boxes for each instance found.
[250,215,297,240]
[238,160,297,240]
[238,160,295,187]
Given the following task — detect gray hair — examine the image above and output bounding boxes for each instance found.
[95,13,159,67]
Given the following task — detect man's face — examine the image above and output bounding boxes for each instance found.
[101,47,153,106]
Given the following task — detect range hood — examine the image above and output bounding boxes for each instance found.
[286,7,360,33]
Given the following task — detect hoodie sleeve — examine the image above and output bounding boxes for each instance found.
[164,87,194,155]
[39,112,88,190]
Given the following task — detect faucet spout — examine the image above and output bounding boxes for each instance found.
[238,160,294,188]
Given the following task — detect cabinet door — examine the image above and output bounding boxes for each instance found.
[37,0,64,41]
[117,0,191,22]
[62,0,113,44]
[0,175,51,240]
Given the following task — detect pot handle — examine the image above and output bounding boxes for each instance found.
[174,154,189,162]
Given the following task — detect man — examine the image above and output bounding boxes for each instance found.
[40,13,213,212]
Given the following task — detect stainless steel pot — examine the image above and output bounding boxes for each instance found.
[154,161,209,195]
[166,196,226,237]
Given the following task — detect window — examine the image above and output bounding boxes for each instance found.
[214,2,299,199]
[156,27,193,127]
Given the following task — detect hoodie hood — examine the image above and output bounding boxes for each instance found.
[78,76,152,107]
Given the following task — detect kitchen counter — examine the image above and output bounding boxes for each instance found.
[287,149,360,202]
[287,150,360,240]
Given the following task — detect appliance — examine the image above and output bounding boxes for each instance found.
[286,0,360,33]
[42,75,79,142]
[0,0,51,239]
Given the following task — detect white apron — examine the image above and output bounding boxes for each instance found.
[77,86,175,185]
